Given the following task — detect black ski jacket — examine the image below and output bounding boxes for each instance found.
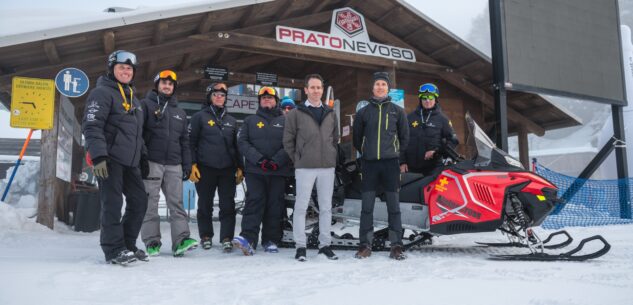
[401,104,458,170]
[189,105,239,170]
[140,90,191,171]
[238,107,291,176]
[353,96,409,161]
[82,75,145,167]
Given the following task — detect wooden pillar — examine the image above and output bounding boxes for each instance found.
[37,95,60,229]
[390,64,397,88]
[518,128,530,169]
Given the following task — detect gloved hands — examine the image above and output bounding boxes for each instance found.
[183,166,191,181]
[92,157,109,179]
[257,158,279,172]
[189,163,201,183]
[257,158,269,172]
[265,160,278,171]
[140,156,150,179]
[235,168,244,185]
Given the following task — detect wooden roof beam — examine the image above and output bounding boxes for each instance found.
[429,43,460,58]
[153,22,169,45]
[197,13,215,34]
[43,41,61,65]
[179,53,194,71]
[102,30,115,54]
[278,0,301,20]
[226,54,277,71]
[236,10,332,35]
[237,5,258,28]
[376,7,403,25]
[456,59,484,72]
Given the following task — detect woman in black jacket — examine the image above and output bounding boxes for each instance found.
[189,82,240,252]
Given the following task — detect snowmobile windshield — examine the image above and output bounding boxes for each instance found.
[465,113,524,170]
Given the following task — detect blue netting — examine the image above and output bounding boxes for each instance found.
[535,164,633,229]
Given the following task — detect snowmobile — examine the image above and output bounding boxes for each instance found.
[280,113,611,261]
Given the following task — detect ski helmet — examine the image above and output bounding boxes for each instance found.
[258,86,279,104]
[205,82,228,104]
[107,50,138,74]
[154,70,178,92]
[418,83,439,99]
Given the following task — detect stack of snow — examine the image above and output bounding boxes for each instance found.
[0,161,39,208]
[0,201,48,233]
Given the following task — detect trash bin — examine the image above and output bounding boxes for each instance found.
[73,189,101,232]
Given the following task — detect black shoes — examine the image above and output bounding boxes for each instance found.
[134,249,149,262]
[108,250,137,265]
[295,247,307,262]
[318,246,338,260]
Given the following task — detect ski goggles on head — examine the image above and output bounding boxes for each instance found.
[211,92,226,98]
[418,83,439,98]
[158,70,177,81]
[112,51,138,66]
[258,86,277,97]
[207,83,228,94]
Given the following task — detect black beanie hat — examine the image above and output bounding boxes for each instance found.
[372,72,391,88]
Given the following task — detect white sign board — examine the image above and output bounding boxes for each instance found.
[276,7,416,63]
[56,96,74,182]
[226,94,259,114]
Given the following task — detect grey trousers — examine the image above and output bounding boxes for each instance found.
[292,168,335,248]
[141,161,191,252]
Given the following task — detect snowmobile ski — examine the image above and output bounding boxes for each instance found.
[476,230,573,249]
[488,235,610,261]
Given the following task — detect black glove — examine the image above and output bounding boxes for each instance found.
[92,157,109,179]
[257,158,269,172]
[140,157,150,179]
[265,160,279,171]
[182,167,191,181]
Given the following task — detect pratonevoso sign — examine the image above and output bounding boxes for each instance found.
[276,7,416,63]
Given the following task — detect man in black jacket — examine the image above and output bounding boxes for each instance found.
[400,83,458,176]
[352,72,409,260]
[232,86,291,255]
[139,70,198,257]
[82,50,148,265]
[189,82,240,252]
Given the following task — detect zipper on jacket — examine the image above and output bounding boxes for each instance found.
[377,104,382,160]
[393,136,399,153]
[385,109,389,131]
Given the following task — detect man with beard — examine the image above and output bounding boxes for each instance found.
[139,70,198,257]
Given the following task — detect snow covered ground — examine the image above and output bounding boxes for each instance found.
[0,203,631,305]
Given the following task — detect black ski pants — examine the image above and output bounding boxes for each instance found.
[195,165,236,242]
[239,173,285,248]
[99,160,148,261]
[359,158,403,246]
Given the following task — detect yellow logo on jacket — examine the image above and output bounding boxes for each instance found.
[257,121,265,128]
[208,120,215,127]
[411,121,419,128]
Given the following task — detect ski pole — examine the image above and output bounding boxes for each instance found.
[1,129,34,202]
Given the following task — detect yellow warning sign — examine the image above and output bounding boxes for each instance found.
[10,76,56,129]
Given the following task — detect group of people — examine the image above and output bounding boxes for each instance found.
[82,50,457,265]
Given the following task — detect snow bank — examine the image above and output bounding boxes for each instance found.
[0,160,40,207]
[0,202,48,233]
